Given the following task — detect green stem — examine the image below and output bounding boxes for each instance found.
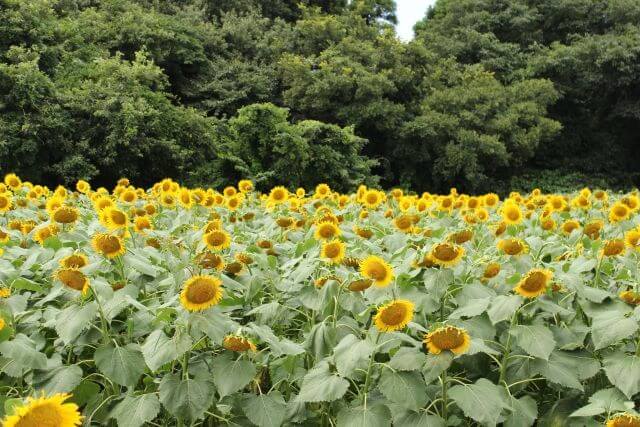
[499,312,517,386]
[441,368,448,420]
[362,333,381,397]
[92,288,111,344]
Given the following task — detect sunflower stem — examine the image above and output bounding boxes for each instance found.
[499,312,517,386]
[92,287,111,344]
[362,333,381,398]
[441,368,448,420]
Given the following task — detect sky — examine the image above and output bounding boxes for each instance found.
[395,0,435,41]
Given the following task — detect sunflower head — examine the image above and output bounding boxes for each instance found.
[180,275,223,312]
[514,269,552,298]
[374,299,414,332]
[583,220,603,239]
[2,392,82,427]
[320,239,346,264]
[268,186,289,204]
[100,207,129,229]
[223,334,257,352]
[483,262,501,279]
[424,326,471,355]
[497,238,528,256]
[609,202,631,223]
[606,413,640,427]
[449,229,473,244]
[134,216,153,233]
[561,219,580,235]
[619,290,640,306]
[203,229,231,251]
[91,233,126,258]
[60,253,89,269]
[314,221,340,240]
[625,229,640,250]
[52,206,79,224]
[0,193,13,213]
[601,239,626,257]
[501,202,523,225]
[348,278,373,292]
[360,255,394,287]
[33,224,59,245]
[393,215,414,233]
[429,242,465,267]
[56,268,90,295]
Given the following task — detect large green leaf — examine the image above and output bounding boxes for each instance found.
[448,378,509,427]
[449,298,491,319]
[570,388,632,417]
[142,329,192,371]
[33,364,83,394]
[531,350,599,391]
[211,352,256,397]
[422,352,453,383]
[394,411,445,427]
[0,334,47,370]
[242,391,287,427]
[378,369,428,412]
[190,309,238,343]
[336,403,391,427]
[332,334,373,378]
[55,302,97,344]
[388,346,427,371]
[111,393,161,427]
[591,311,638,350]
[504,395,537,427]
[510,324,556,360]
[487,295,522,324]
[602,352,640,399]
[296,361,349,403]
[159,373,213,420]
[94,344,146,387]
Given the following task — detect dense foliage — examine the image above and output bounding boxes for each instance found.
[1,174,640,426]
[1,0,639,192]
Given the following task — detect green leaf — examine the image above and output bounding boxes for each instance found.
[378,369,428,411]
[242,391,287,427]
[531,350,599,391]
[570,388,631,417]
[422,352,453,383]
[504,395,537,427]
[55,302,97,344]
[0,334,47,369]
[487,295,522,324]
[11,277,46,293]
[159,373,213,421]
[449,298,490,319]
[510,324,556,360]
[142,329,192,371]
[125,253,162,277]
[388,347,427,371]
[34,364,83,394]
[94,344,146,387]
[248,324,305,357]
[448,378,509,427]
[211,352,256,398]
[190,309,238,343]
[591,311,638,350]
[337,403,391,427]
[332,334,373,378]
[394,411,445,427]
[296,361,349,403]
[111,394,161,427]
[602,352,640,399]
[69,380,100,407]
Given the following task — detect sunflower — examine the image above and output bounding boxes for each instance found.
[449,229,473,244]
[362,189,384,209]
[91,233,126,258]
[198,252,225,270]
[0,229,9,243]
[619,290,640,306]
[75,180,90,194]
[584,220,603,240]
[429,243,465,267]
[52,206,79,224]
[0,287,10,298]
[33,224,59,245]
[354,226,373,239]
[625,229,640,250]
[238,180,253,193]
[315,183,331,199]
[483,262,501,279]
[374,300,414,332]
[540,217,556,231]
[134,216,153,233]
[203,229,231,251]
[348,279,373,292]
[58,253,87,270]
[601,239,626,257]
[223,334,257,352]
[514,269,552,298]
[0,193,12,213]
[501,202,523,225]
[314,221,340,240]
[100,207,129,230]
[561,219,580,235]
[225,195,243,211]
[119,188,138,204]
[393,215,414,233]
[276,217,294,228]
[268,186,289,205]
[360,255,394,287]
[494,221,507,236]
[93,195,115,212]
[2,392,82,427]
[606,413,640,427]
[320,239,346,263]
[160,193,177,208]
[424,326,471,355]
[56,268,90,294]
[180,275,223,311]
[609,202,631,223]
[483,193,499,208]
[497,238,529,256]
[4,173,22,190]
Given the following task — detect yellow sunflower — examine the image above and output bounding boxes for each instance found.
[180,275,223,312]
[360,255,394,287]
[91,233,126,258]
[134,216,153,233]
[483,262,501,279]
[2,392,82,427]
[75,180,91,194]
[320,239,346,264]
[619,290,640,306]
[497,238,529,256]
[268,186,289,205]
[100,207,129,230]
[0,287,10,298]
[429,242,465,267]
[348,279,373,292]
[203,229,231,251]
[424,326,471,355]
[601,239,626,257]
[197,252,225,271]
[393,215,414,233]
[606,413,640,427]
[223,334,257,352]
[561,219,580,235]
[374,299,414,332]
[0,193,12,213]
[52,206,79,224]
[4,173,22,190]
[625,229,640,251]
[514,269,552,298]
[362,189,384,209]
[314,221,340,240]
[33,224,59,245]
[60,253,89,269]
[583,220,603,240]
[56,268,90,295]
[609,202,631,223]
[501,202,523,225]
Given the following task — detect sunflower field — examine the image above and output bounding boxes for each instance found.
[0,173,639,427]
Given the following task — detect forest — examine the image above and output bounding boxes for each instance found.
[1,0,639,193]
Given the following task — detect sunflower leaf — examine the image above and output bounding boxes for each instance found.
[94,344,146,387]
[378,369,428,411]
[55,302,97,345]
[449,378,509,427]
[591,311,638,350]
[242,391,287,427]
[602,352,640,399]
[211,352,256,398]
[388,346,427,371]
[142,329,192,372]
[111,393,161,427]
[296,361,349,403]
[487,295,522,324]
[510,324,556,360]
[336,402,392,427]
[159,373,213,421]
[0,333,47,370]
[333,334,373,378]
[33,364,83,394]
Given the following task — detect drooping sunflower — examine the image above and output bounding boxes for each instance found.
[501,202,523,225]
[449,229,473,244]
[203,229,231,251]
[91,233,126,258]
[483,262,501,279]
[60,253,89,269]
[0,193,12,213]
[314,221,340,241]
[2,392,82,427]
[601,239,626,257]
[223,334,257,352]
[583,220,604,240]
[374,299,414,332]
[180,275,223,311]
[514,269,553,298]
[619,290,640,306]
[197,252,225,271]
[609,202,631,223]
[625,229,640,251]
[348,279,373,292]
[429,242,465,267]
[424,326,471,355]
[606,413,640,427]
[56,268,90,295]
[393,215,414,233]
[33,224,59,245]
[320,239,346,264]
[497,238,529,256]
[360,255,394,287]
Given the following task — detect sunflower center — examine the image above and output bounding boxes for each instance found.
[603,240,625,256]
[186,279,217,304]
[608,414,640,427]
[506,208,519,221]
[395,216,412,230]
[521,271,547,292]
[365,262,387,280]
[366,193,378,204]
[206,232,226,246]
[379,303,407,326]
[430,328,465,350]
[614,206,628,217]
[100,236,122,253]
[318,225,335,239]
[502,240,524,255]
[110,211,127,225]
[324,243,341,258]
[0,198,8,208]
[58,270,86,291]
[433,244,457,261]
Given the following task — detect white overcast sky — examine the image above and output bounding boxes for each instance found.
[395,0,436,41]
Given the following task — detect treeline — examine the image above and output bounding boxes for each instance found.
[1,0,638,192]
